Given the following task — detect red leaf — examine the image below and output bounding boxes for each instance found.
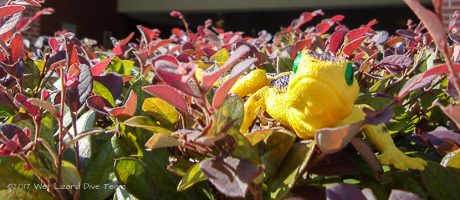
[328,30,346,54]
[170,10,182,18]
[342,36,367,56]
[119,32,134,46]
[150,39,173,52]
[422,63,460,78]
[316,22,331,34]
[153,55,197,97]
[346,27,371,41]
[142,84,188,113]
[108,90,137,117]
[13,94,39,117]
[10,33,23,61]
[90,57,112,76]
[137,25,160,43]
[0,5,25,18]
[432,0,442,15]
[113,32,134,56]
[366,19,378,27]
[48,37,59,51]
[403,0,447,53]
[202,44,251,88]
[67,45,79,67]
[291,39,312,58]
[213,58,257,109]
[330,15,345,23]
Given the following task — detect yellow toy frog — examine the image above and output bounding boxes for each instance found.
[230,50,426,170]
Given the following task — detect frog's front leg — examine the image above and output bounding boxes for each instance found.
[239,86,269,134]
[363,124,427,170]
[231,69,270,98]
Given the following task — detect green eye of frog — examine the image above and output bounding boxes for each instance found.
[293,53,302,74]
[345,62,354,86]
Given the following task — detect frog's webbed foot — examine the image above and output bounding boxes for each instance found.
[377,148,427,170]
[240,87,269,134]
[362,124,427,171]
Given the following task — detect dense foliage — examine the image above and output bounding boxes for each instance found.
[1,0,460,199]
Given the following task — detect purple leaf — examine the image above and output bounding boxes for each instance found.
[363,106,394,125]
[200,156,259,198]
[315,121,364,154]
[441,105,460,128]
[378,55,412,69]
[326,183,366,200]
[396,29,417,39]
[202,44,251,89]
[403,0,447,53]
[66,64,93,112]
[398,73,436,99]
[427,126,460,145]
[93,73,123,100]
[153,55,197,97]
[389,190,423,200]
[351,138,383,174]
[212,58,256,109]
[86,95,113,116]
[306,150,358,176]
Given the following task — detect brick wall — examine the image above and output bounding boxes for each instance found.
[443,0,460,27]
[22,7,41,41]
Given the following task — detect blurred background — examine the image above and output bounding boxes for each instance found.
[15,0,454,47]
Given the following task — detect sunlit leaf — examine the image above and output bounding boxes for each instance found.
[177,163,207,191]
[124,116,171,134]
[142,97,178,128]
[142,84,188,113]
[145,133,182,150]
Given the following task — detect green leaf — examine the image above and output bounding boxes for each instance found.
[267,142,313,200]
[61,161,81,187]
[421,161,460,200]
[115,150,205,200]
[93,80,115,106]
[109,57,135,76]
[23,59,41,90]
[259,129,296,178]
[26,150,57,179]
[177,163,207,191]
[0,104,15,117]
[0,157,53,200]
[124,116,172,134]
[211,94,259,162]
[81,140,116,200]
[142,97,178,129]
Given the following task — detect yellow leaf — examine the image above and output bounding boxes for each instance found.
[210,48,229,67]
[145,133,182,150]
[142,97,178,127]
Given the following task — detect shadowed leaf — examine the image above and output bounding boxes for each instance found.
[200,156,258,198]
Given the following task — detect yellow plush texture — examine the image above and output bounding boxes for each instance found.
[230,50,427,170]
